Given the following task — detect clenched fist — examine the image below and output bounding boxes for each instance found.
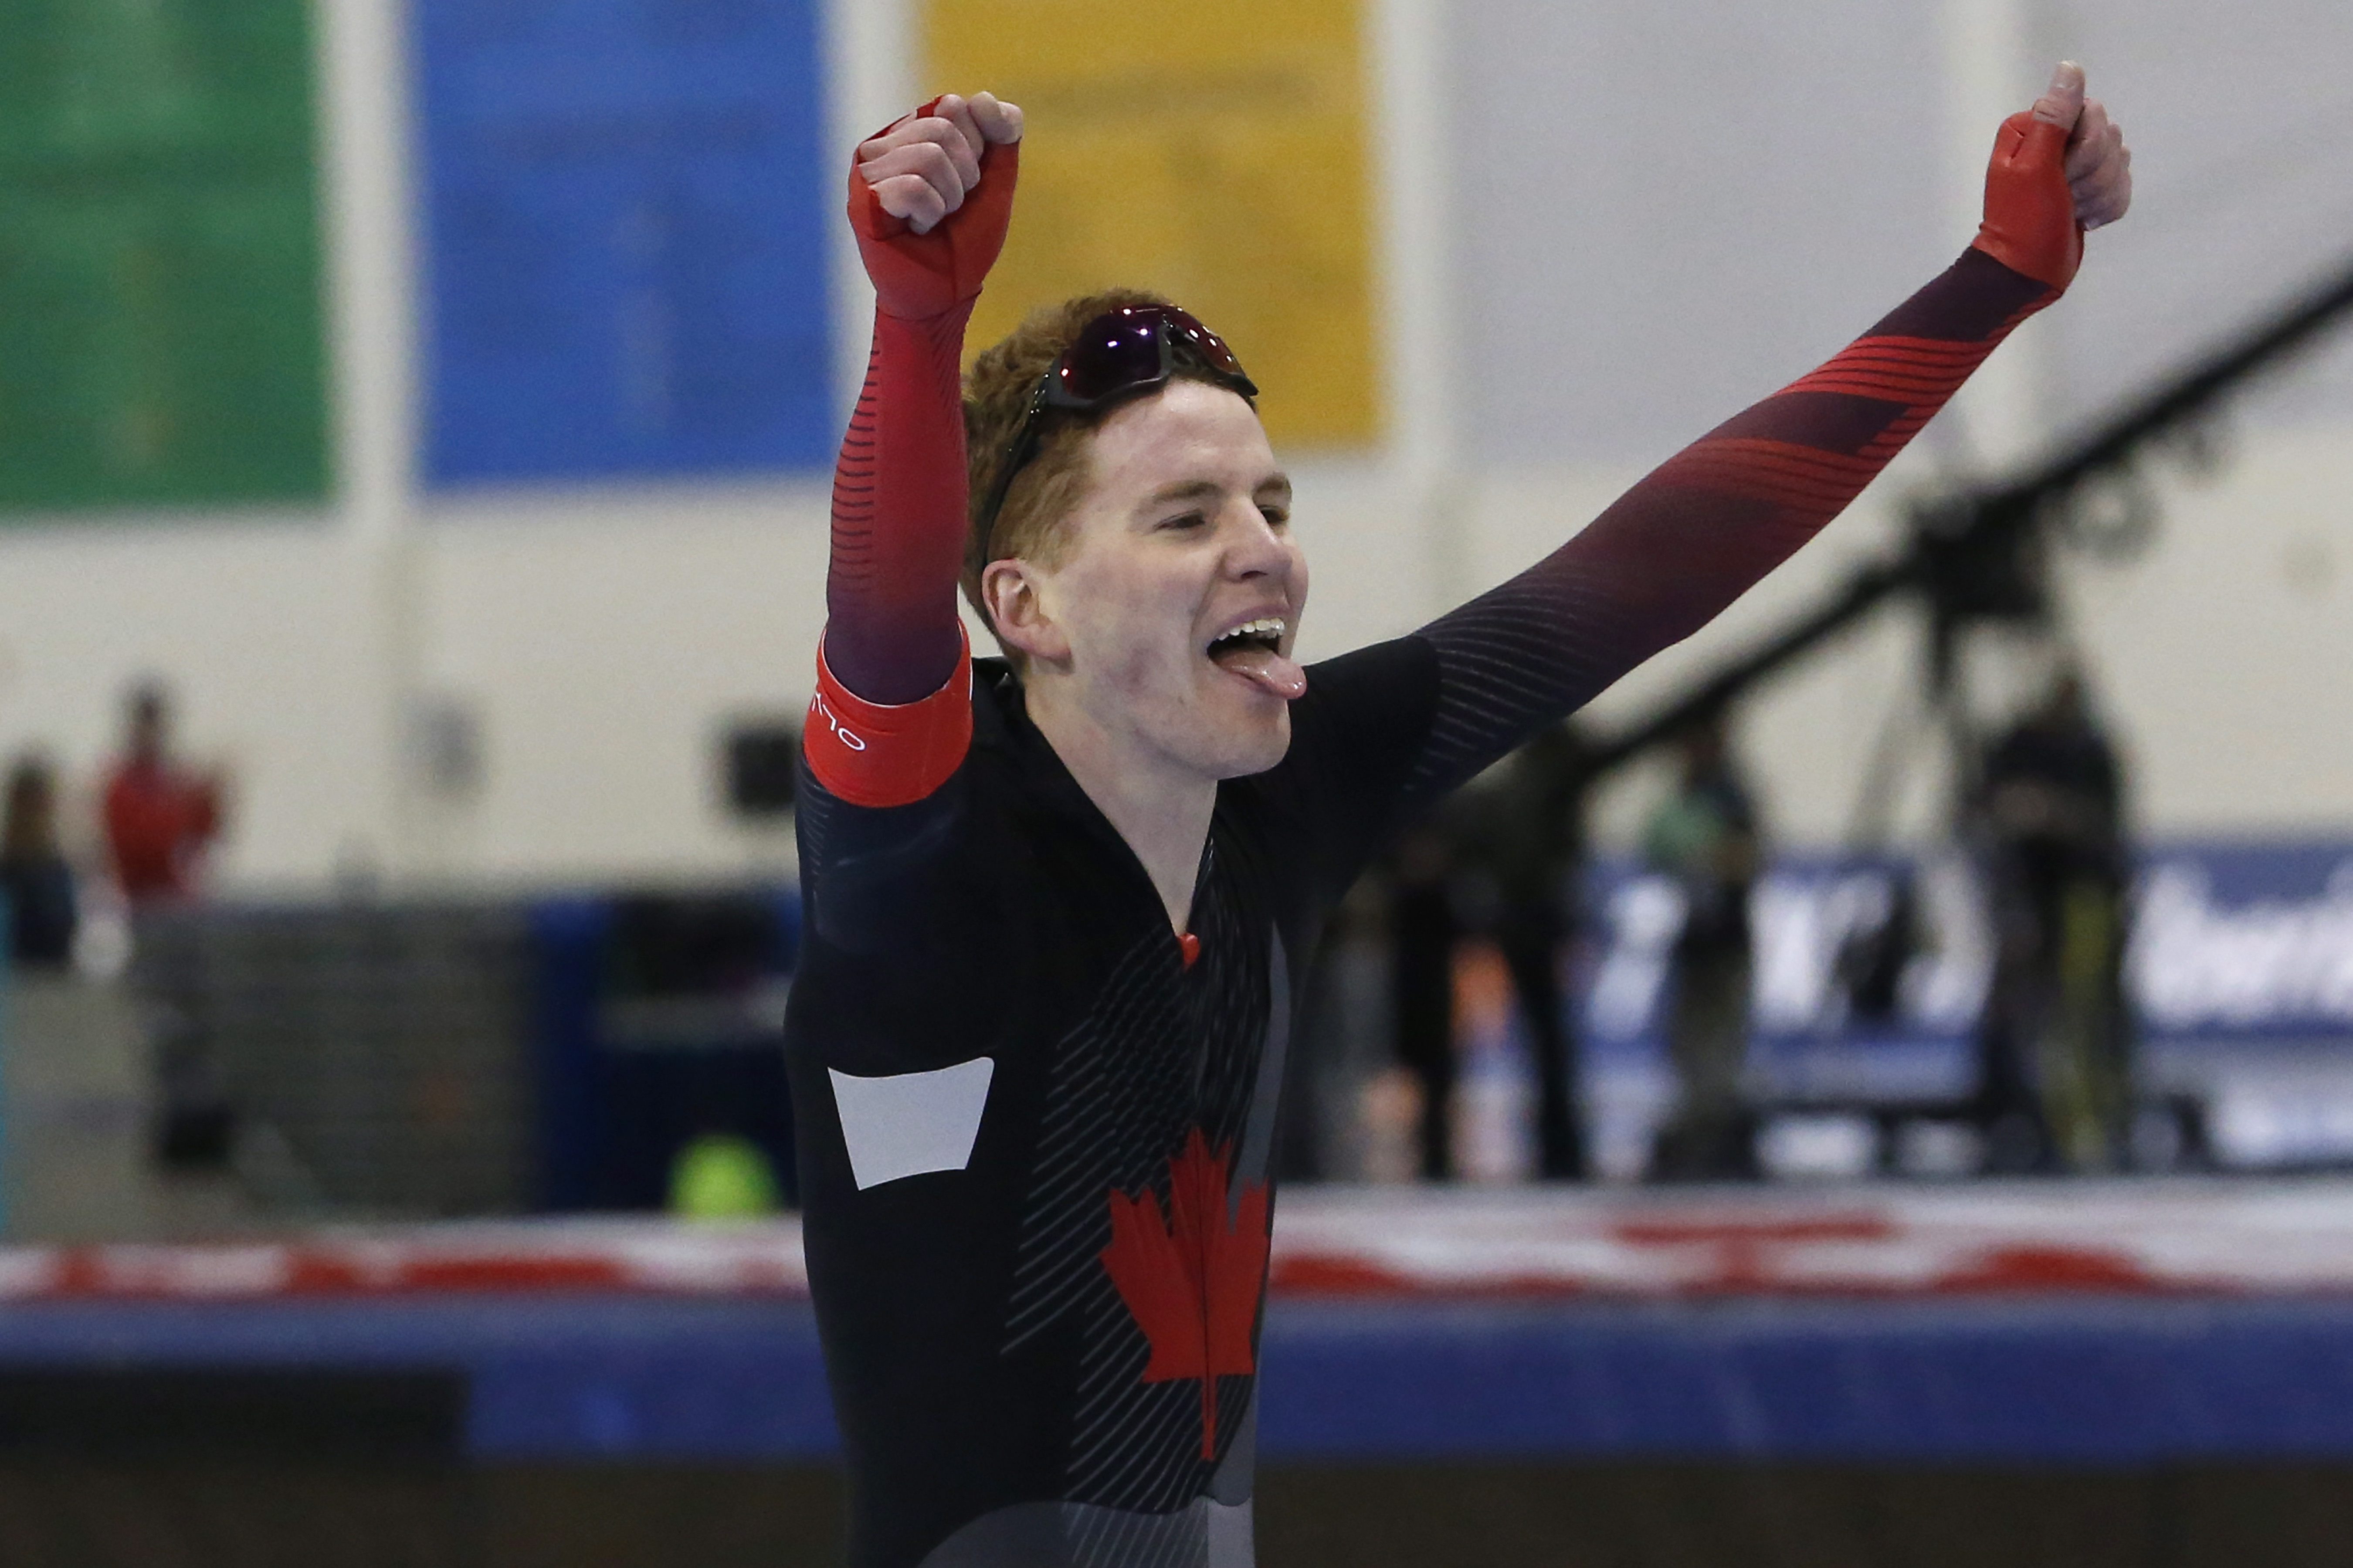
[849,91,1025,320]
[1974,61,2133,293]
[857,91,1024,236]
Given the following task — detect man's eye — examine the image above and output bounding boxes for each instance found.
[1160,511,1207,532]
[1261,506,1291,528]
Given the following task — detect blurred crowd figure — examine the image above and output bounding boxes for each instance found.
[1365,713,1777,1186]
[1385,817,1461,1181]
[1326,674,2148,1186]
[102,682,233,1167]
[102,681,222,904]
[2,680,225,939]
[0,680,233,1169]
[2,757,78,968]
[1479,724,1596,1180]
[1641,714,1762,1182]
[1377,721,1599,1183]
[1972,670,2132,1173]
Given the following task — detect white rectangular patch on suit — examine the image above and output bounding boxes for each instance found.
[828,1058,996,1190]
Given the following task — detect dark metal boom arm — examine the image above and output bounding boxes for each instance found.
[1578,250,2353,779]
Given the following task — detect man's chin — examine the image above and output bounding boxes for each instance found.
[1141,672,1294,780]
[1211,709,1293,780]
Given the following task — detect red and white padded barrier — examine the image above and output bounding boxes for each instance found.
[9,1183,2353,1303]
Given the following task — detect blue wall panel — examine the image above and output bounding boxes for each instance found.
[416,0,834,485]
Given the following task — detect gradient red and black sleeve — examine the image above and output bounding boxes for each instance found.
[1382,101,2088,806]
[806,117,1016,809]
[1393,243,2058,808]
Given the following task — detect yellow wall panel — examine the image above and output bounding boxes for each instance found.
[923,0,1380,448]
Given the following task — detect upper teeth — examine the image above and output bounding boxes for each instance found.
[1214,618,1285,645]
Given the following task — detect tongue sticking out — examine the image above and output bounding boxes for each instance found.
[1211,643,1308,700]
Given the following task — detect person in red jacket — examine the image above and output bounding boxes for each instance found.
[789,69,2131,1568]
[102,682,223,903]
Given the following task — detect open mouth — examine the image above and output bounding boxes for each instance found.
[1203,615,1308,701]
[1205,617,1286,666]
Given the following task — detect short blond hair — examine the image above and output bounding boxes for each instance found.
[961,291,1252,656]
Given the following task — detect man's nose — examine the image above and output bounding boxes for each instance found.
[1222,504,1290,578]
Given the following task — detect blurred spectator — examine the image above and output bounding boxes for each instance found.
[1471,721,1597,1179]
[1387,818,1462,1180]
[102,681,223,903]
[1644,713,1761,1181]
[104,681,233,1168]
[1,756,78,969]
[1973,669,2131,1172]
[1285,871,1389,1182]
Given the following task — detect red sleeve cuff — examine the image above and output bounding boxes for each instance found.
[806,627,975,808]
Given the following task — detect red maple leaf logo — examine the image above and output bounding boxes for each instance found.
[1099,1129,1271,1460]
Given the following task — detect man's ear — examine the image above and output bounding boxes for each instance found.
[981,558,1071,666]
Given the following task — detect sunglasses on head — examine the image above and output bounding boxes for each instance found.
[975,304,1258,555]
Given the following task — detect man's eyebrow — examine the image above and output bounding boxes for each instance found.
[1141,478,1224,508]
[1136,474,1292,511]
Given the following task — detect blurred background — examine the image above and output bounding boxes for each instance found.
[0,0,2349,1563]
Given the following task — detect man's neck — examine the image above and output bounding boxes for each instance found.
[1023,680,1214,936]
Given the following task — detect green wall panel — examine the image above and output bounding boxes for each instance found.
[0,0,328,513]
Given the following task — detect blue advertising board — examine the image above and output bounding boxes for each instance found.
[1569,841,2353,1166]
[414,0,834,485]
[1583,843,2353,1061]
[2130,842,2353,1045]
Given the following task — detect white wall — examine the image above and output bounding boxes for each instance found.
[0,0,2345,897]
[0,518,391,885]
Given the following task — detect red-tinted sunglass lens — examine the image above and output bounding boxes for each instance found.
[1056,316,1166,402]
[1161,308,1245,376]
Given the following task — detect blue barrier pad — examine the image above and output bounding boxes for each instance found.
[1261,1299,2353,1465]
[0,1297,836,1460]
[12,1294,2353,1465]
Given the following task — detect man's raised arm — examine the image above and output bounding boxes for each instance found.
[807,92,1021,808]
[1400,63,2132,799]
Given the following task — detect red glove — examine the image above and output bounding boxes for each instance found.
[849,97,1021,321]
[1973,108,2082,293]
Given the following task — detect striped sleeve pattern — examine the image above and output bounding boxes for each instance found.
[823,304,975,708]
[1404,246,2054,801]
